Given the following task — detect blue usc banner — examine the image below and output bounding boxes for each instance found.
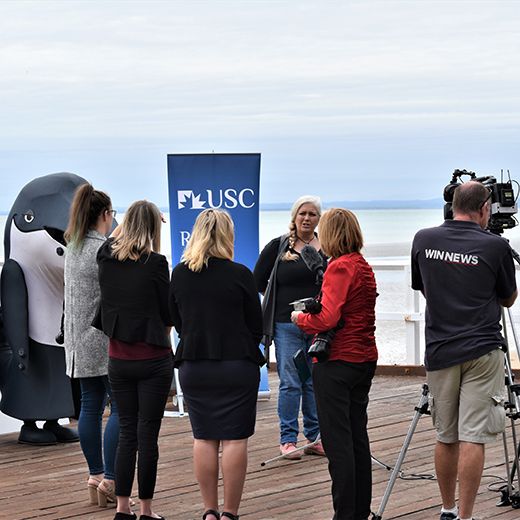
[167,153,270,397]
[167,153,260,270]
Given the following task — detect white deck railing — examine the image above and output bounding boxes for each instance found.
[1,260,518,367]
[370,260,520,366]
[370,261,422,366]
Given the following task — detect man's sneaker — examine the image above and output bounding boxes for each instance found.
[440,512,457,520]
[303,439,326,456]
[280,442,301,460]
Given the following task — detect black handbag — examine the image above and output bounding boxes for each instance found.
[260,235,289,366]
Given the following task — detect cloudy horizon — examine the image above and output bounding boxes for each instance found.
[1,1,519,210]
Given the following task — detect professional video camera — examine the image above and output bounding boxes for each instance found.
[443,169,519,235]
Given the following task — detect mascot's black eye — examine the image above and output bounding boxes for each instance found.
[23,210,35,223]
[56,247,64,256]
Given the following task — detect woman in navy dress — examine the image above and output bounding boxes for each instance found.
[169,209,264,520]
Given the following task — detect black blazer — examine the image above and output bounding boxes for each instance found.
[92,240,173,348]
[169,257,265,368]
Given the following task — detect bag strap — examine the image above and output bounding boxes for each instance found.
[276,234,290,259]
[260,234,289,365]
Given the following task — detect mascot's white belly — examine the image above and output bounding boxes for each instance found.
[8,221,65,347]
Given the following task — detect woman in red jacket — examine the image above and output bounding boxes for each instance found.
[291,207,378,520]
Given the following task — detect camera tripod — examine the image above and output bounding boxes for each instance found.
[373,307,520,520]
[495,307,520,509]
[372,383,431,520]
[493,246,520,508]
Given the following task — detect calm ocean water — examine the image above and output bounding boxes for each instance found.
[259,208,447,258]
[0,209,446,263]
[4,207,520,263]
[0,209,442,365]
[2,209,520,366]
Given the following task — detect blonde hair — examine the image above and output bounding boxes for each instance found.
[183,209,234,272]
[111,200,162,261]
[283,195,322,261]
[319,207,363,259]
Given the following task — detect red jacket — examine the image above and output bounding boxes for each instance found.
[297,253,378,363]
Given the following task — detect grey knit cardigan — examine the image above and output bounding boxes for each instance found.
[64,229,109,378]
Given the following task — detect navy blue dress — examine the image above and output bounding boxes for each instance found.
[169,257,264,439]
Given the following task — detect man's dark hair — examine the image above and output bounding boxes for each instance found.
[452,181,490,216]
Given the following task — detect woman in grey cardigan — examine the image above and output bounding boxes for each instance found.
[64,183,120,508]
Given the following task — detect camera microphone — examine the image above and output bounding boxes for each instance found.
[301,244,325,283]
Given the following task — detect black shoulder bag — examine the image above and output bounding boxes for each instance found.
[260,234,289,366]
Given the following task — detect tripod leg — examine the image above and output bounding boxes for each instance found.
[373,384,430,520]
[498,310,520,508]
[498,429,513,506]
[509,412,520,505]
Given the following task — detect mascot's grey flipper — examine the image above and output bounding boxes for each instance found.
[1,259,29,376]
[0,308,11,394]
[0,172,88,445]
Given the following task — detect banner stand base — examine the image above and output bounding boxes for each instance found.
[164,411,189,418]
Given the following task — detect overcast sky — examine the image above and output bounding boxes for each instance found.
[1,0,519,210]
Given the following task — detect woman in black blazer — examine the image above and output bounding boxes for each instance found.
[93,200,173,520]
[169,209,264,520]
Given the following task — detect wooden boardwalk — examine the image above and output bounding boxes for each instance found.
[1,371,520,520]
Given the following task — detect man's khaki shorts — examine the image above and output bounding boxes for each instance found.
[426,348,506,444]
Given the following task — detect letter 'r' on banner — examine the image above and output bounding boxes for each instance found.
[167,153,261,271]
[166,153,270,398]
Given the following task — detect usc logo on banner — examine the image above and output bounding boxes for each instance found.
[167,153,261,271]
[177,189,255,210]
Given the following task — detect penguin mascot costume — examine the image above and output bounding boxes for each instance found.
[0,172,88,445]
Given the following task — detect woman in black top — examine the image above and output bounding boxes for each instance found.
[253,195,327,459]
[93,200,173,520]
[169,209,264,520]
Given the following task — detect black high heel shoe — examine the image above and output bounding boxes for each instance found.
[140,515,165,520]
[221,513,239,520]
[203,510,220,520]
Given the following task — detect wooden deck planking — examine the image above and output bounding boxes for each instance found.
[1,372,520,520]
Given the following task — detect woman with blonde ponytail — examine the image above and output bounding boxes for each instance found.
[253,195,327,459]
[63,183,120,507]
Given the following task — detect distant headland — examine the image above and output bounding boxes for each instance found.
[0,198,445,215]
[260,198,444,211]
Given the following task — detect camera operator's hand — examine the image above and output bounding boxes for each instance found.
[291,310,302,326]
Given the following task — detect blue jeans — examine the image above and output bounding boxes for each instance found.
[78,375,119,480]
[274,322,320,444]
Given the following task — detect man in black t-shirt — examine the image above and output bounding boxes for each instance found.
[411,181,517,520]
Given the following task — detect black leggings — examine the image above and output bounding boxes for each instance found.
[312,359,376,520]
[108,353,174,499]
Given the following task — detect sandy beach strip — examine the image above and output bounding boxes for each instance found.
[363,235,520,260]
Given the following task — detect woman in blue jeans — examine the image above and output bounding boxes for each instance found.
[64,183,120,506]
[253,195,327,459]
